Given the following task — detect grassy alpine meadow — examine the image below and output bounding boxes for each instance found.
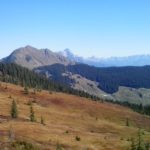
[0,81,149,150]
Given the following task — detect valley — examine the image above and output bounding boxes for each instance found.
[2,46,150,106]
[1,1,150,149]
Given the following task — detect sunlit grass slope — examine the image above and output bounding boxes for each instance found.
[0,82,149,150]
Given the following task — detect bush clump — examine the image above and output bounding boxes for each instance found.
[11,140,39,150]
[75,136,81,141]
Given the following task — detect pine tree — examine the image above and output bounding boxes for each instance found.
[30,105,36,122]
[145,143,150,150]
[129,130,147,150]
[137,129,145,150]
[11,100,18,118]
[130,138,136,150]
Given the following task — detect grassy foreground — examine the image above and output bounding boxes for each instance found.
[0,82,149,150]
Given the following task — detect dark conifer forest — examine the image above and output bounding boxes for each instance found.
[35,64,150,93]
[0,62,150,116]
[0,63,100,100]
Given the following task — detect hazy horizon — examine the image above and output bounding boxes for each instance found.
[1,45,150,60]
[0,0,150,58]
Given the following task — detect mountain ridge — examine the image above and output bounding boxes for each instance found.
[1,45,73,69]
[2,46,150,105]
[59,49,150,67]
[2,45,150,68]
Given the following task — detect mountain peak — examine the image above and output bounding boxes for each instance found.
[12,45,38,54]
[16,45,37,51]
[64,48,72,53]
[59,49,83,63]
[62,48,73,57]
[25,45,34,49]
[2,46,72,69]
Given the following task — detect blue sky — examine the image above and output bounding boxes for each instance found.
[0,0,150,58]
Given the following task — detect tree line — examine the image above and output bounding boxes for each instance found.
[1,63,150,116]
[0,63,101,101]
[106,100,150,116]
[36,64,150,93]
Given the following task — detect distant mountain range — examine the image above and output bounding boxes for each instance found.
[59,49,150,67]
[1,45,150,105]
[2,45,150,68]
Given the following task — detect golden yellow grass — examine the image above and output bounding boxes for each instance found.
[0,82,150,150]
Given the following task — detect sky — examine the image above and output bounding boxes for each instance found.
[0,0,150,58]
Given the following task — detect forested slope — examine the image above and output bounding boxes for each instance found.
[35,64,150,93]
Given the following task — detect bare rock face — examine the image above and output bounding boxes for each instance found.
[2,45,72,69]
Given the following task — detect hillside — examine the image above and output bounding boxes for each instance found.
[0,82,150,150]
[2,46,150,105]
[0,63,72,93]
[35,64,150,94]
[113,86,150,106]
[0,63,104,102]
[35,64,150,105]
